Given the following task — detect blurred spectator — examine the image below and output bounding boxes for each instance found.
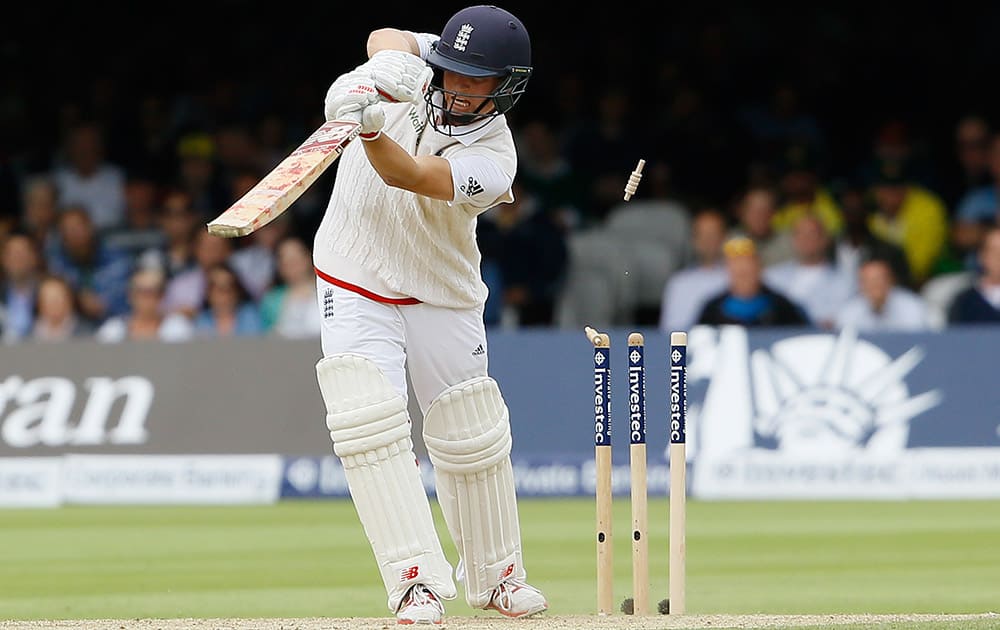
[771,142,843,237]
[214,123,262,194]
[940,115,993,210]
[696,236,809,327]
[659,207,729,333]
[919,269,975,330]
[1,233,43,343]
[117,94,176,177]
[162,230,237,318]
[229,174,287,300]
[867,158,949,287]
[764,214,852,329]
[547,73,587,145]
[834,183,912,292]
[563,86,649,223]
[20,175,61,258]
[477,184,568,327]
[227,168,261,206]
[194,263,263,337]
[855,120,937,194]
[948,226,1000,324]
[739,82,827,170]
[32,275,92,342]
[951,132,1000,267]
[728,185,795,266]
[105,170,167,262]
[172,132,228,219]
[139,189,198,278]
[480,255,503,328]
[657,79,746,205]
[835,258,931,332]
[46,206,132,323]
[256,113,292,171]
[515,119,585,230]
[260,235,321,338]
[50,121,127,231]
[95,268,194,343]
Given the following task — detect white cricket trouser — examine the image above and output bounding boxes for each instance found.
[317,278,489,409]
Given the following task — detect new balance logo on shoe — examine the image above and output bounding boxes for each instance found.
[472,344,485,357]
[460,176,484,196]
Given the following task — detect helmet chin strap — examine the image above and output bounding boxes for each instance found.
[443,98,493,126]
[427,88,500,136]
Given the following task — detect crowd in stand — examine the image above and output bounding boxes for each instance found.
[3,100,1000,343]
[3,18,1000,342]
[0,120,325,343]
[654,135,1000,334]
[487,97,1000,332]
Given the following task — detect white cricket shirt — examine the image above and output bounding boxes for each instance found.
[313,41,516,307]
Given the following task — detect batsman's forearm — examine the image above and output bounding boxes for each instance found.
[361,136,453,200]
[362,135,423,189]
[367,29,420,57]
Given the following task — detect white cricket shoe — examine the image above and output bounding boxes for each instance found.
[396,584,445,625]
[485,579,548,618]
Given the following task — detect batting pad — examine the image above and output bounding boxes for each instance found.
[422,377,525,608]
[316,354,456,611]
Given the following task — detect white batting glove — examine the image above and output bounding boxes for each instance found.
[361,50,434,103]
[324,70,379,121]
[355,104,386,141]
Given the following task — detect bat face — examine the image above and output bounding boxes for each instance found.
[206,119,362,238]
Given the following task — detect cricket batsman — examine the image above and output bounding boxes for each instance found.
[313,4,548,624]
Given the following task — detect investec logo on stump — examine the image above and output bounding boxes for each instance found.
[0,375,153,448]
[593,348,609,445]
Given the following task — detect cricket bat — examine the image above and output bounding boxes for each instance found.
[206,118,362,238]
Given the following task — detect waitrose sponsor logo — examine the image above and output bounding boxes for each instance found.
[0,375,153,448]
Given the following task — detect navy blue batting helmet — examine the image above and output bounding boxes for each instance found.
[425,5,532,133]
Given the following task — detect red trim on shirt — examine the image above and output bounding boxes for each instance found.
[314,266,421,305]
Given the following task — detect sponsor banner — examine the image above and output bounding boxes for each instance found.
[0,458,62,507]
[280,455,684,498]
[62,454,283,505]
[489,326,1000,461]
[4,327,1000,501]
[686,325,1000,499]
[696,449,1000,499]
[527,457,676,497]
[0,338,331,456]
[281,455,436,499]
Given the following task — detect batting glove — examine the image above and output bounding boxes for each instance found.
[324,70,379,122]
[362,49,434,103]
[355,103,386,141]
